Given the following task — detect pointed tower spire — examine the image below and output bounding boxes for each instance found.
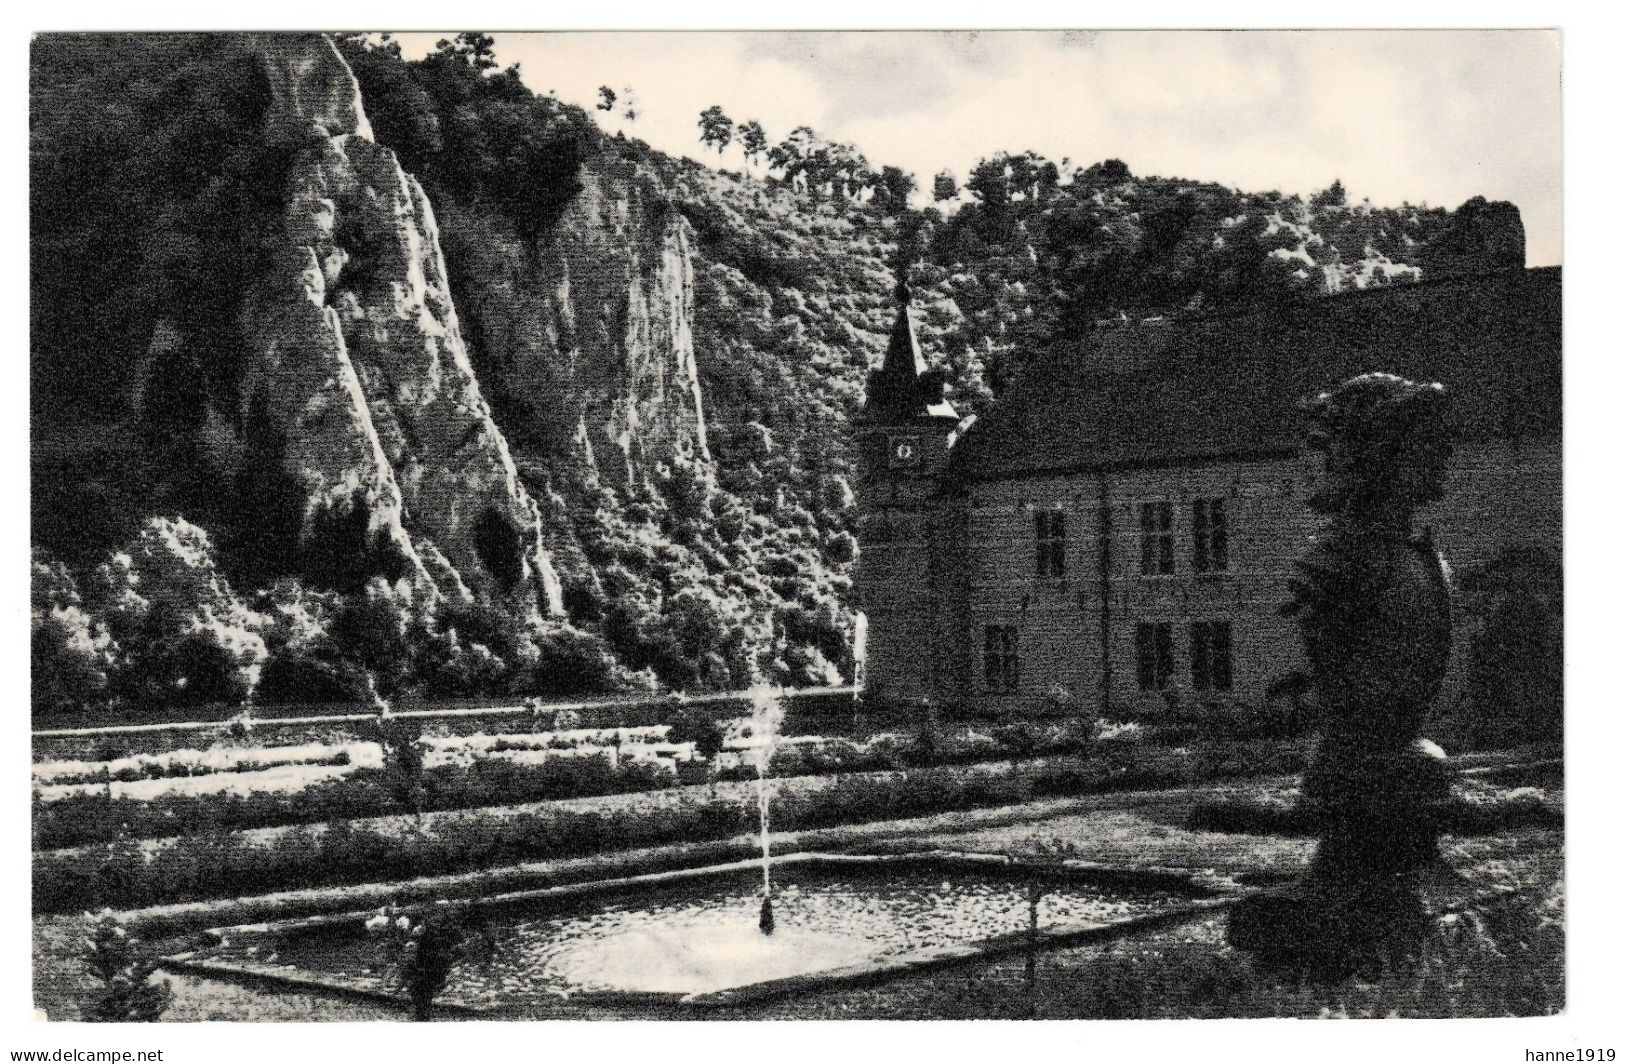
[865,276,957,421]
[886,279,929,380]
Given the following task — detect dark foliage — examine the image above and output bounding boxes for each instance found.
[80,911,173,1022]
[336,33,594,240]
[1458,545,1563,749]
[28,34,1515,717]
[31,34,316,565]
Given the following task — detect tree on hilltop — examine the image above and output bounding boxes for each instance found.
[698,105,735,155]
[869,165,916,215]
[434,32,498,71]
[1310,179,1347,211]
[739,119,768,166]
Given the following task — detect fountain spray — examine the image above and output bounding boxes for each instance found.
[746,685,784,935]
[851,613,868,701]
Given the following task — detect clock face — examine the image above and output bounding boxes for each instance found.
[888,435,922,468]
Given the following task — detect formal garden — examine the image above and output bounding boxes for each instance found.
[30,685,1563,1022]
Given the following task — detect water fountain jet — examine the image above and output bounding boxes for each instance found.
[744,685,785,936]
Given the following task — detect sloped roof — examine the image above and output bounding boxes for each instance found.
[865,281,958,421]
[949,267,1561,482]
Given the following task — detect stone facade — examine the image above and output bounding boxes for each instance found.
[855,268,1562,720]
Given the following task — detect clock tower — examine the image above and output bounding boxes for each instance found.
[854,279,963,706]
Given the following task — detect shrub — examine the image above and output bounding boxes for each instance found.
[31,554,116,716]
[992,721,1044,763]
[80,910,173,1022]
[665,699,728,759]
[365,901,495,1021]
[365,713,426,817]
[1459,546,1563,749]
[89,518,269,710]
[525,622,633,696]
[34,729,1347,914]
[32,748,681,851]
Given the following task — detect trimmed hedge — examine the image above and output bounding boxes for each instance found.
[33,738,1313,914]
[35,722,1102,851]
[33,754,674,852]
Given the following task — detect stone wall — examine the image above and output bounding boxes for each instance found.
[943,440,1558,721]
[853,417,959,704]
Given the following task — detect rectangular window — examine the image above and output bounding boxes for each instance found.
[1135,622,1174,691]
[1035,510,1066,577]
[1190,620,1234,692]
[984,625,1020,691]
[1193,498,1229,573]
[1139,501,1174,575]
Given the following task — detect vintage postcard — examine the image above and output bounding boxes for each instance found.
[26,27,1565,1035]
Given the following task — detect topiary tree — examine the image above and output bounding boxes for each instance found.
[365,707,426,819]
[366,902,495,1021]
[80,910,173,1022]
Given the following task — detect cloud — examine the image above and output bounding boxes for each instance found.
[388,30,1560,266]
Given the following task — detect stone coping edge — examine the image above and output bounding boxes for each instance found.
[159,851,1233,1018]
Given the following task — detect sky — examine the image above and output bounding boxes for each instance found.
[390,29,1562,266]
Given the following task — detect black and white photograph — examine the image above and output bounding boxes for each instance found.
[16,15,1595,1049]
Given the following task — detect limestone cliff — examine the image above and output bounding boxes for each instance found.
[239,34,563,615]
[440,150,711,492]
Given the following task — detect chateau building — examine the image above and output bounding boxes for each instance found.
[854,266,1561,719]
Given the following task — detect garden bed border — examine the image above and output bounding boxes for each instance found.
[158,849,1237,1017]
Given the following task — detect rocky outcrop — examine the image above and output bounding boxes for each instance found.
[238,34,563,615]
[442,151,711,490]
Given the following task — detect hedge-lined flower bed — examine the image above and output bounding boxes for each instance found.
[34,747,362,792]
[33,739,1311,914]
[30,690,862,765]
[32,753,680,852]
[32,721,1107,850]
[32,727,673,795]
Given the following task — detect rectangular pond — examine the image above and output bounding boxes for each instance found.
[169,853,1223,1014]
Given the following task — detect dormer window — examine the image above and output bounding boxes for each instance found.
[1035,510,1066,577]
